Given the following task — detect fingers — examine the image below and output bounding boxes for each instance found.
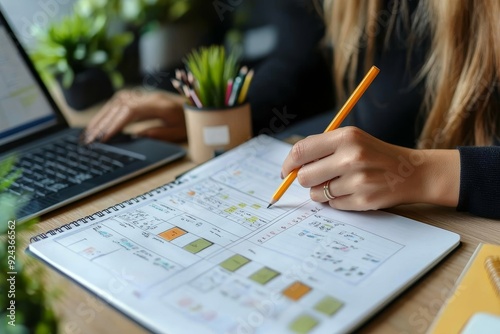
[309,177,350,202]
[98,104,134,143]
[281,128,353,176]
[281,134,332,176]
[85,90,139,143]
[84,90,183,144]
[296,154,341,188]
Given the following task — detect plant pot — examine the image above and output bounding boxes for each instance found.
[139,23,201,77]
[184,103,253,164]
[58,68,114,111]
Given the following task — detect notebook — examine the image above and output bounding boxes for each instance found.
[0,9,185,222]
[28,135,460,334]
[429,243,500,334]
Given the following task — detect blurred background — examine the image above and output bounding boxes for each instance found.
[0,0,334,133]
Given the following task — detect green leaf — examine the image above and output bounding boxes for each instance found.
[184,45,240,108]
[29,8,132,90]
[109,71,124,89]
[62,68,74,88]
[0,155,16,181]
[88,50,108,65]
[0,194,17,229]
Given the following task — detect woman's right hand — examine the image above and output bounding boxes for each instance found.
[83,89,187,144]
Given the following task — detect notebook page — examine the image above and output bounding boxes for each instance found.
[29,135,460,334]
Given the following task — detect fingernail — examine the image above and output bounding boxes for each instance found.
[79,130,87,144]
[280,171,284,179]
[95,131,106,142]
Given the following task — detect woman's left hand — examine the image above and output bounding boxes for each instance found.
[280,126,460,210]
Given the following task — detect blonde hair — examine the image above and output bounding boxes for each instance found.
[323,0,500,148]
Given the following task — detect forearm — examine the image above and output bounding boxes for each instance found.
[406,149,460,207]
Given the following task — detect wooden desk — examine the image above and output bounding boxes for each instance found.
[27,91,500,334]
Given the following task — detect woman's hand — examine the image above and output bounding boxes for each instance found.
[281,126,460,210]
[83,89,186,144]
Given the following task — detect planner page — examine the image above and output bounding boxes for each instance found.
[29,135,460,334]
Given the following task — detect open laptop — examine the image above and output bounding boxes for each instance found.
[0,10,186,222]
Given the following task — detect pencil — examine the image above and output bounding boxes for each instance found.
[187,71,195,88]
[189,88,203,108]
[170,79,184,95]
[228,67,248,106]
[267,65,380,208]
[175,69,182,81]
[237,69,254,105]
[181,84,195,105]
[225,79,233,106]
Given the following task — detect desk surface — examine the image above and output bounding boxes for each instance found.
[27,89,500,334]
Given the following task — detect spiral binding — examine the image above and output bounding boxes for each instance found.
[29,178,186,243]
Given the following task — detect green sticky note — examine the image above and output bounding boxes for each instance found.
[183,238,213,254]
[289,314,319,334]
[220,254,251,272]
[249,267,280,285]
[314,296,344,316]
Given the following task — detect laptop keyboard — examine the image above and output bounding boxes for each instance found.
[8,136,140,201]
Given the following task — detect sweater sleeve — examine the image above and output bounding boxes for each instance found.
[457,146,500,218]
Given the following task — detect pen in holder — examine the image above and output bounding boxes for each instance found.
[172,45,253,163]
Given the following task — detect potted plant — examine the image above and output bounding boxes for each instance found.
[74,0,144,84]
[179,45,253,163]
[0,157,60,333]
[30,10,133,110]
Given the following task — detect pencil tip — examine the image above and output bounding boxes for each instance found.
[267,203,272,209]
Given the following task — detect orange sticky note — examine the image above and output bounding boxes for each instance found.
[159,227,187,241]
[283,281,312,301]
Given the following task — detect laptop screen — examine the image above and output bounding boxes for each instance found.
[0,20,58,147]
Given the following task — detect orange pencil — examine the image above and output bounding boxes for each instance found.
[267,65,380,208]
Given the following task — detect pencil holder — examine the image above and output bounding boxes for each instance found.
[184,103,252,163]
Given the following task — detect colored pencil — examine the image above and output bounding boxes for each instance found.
[237,69,254,105]
[189,88,203,108]
[170,79,184,95]
[225,79,233,106]
[228,67,248,106]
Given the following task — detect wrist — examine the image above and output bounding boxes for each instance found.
[412,149,460,207]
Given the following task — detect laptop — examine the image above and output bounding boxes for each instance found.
[0,10,186,222]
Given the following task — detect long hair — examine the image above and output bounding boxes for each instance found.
[322,0,500,148]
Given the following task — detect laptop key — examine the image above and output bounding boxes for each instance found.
[47,183,69,192]
[20,184,35,192]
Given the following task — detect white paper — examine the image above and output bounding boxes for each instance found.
[29,135,460,334]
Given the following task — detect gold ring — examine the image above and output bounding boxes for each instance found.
[323,180,335,200]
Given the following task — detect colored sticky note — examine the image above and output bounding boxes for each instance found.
[283,281,312,301]
[220,254,251,272]
[314,296,344,316]
[249,267,280,285]
[246,216,258,223]
[159,227,187,241]
[289,314,319,334]
[183,238,213,254]
[225,206,238,213]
